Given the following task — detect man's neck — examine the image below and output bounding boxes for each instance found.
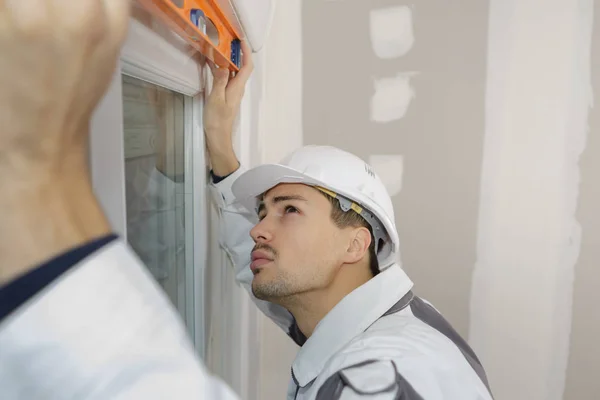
[281,263,373,338]
[0,162,111,285]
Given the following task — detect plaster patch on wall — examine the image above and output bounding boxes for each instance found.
[370,6,414,59]
[469,1,594,399]
[370,73,417,123]
[368,155,404,197]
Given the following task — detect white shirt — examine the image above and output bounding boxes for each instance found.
[0,239,239,400]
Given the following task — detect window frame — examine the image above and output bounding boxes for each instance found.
[90,9,261,397]
[90,14,207,358]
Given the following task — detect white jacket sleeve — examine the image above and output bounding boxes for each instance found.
[0,240,239,400]
[208,167,296,338]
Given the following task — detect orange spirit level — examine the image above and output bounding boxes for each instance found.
[137,0,244,71]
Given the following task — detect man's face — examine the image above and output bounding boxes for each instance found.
[249,183,348,302]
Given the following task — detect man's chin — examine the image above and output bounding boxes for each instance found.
[251,280,271,300]
[251,288,271,301]
[251,278,282,301]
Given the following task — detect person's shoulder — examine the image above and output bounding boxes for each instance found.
[316,319,491,399]
[0,234,120,323]
[319,345,490,399]
[350,307,454,355]
[327,316,448,367]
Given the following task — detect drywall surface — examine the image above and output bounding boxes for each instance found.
[563,3,600,399]
[256,0,303,165]
[469,1,593,399]
[249,1,599,399]
[370,72,416,123]
[369,155,404,197]
[370,5,414,59]
[302,0,488,338]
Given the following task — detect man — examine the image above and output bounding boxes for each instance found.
[204,56,494,399]
[0,2,240,399]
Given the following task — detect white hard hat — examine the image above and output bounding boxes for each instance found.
[231,145,400,270]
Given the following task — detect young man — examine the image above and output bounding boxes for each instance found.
[204,59,494,400]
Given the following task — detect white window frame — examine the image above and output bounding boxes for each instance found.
[90,11,261,398]
[90,15,207,357]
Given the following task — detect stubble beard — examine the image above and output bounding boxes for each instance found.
[251,269,295,302]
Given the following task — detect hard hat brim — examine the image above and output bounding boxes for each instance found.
[231,164,327,213]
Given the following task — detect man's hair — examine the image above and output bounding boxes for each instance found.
[322,194,380,277]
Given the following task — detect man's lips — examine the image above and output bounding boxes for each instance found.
[250,250,274,272]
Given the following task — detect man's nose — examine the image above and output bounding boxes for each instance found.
[250,217,274,243]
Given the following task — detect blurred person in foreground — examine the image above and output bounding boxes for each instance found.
[0,1,241,398]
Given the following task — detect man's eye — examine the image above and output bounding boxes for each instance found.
[284,205,299,214]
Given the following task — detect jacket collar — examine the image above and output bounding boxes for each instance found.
[291,263,413,387]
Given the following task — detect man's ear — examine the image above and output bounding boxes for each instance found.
[343,227,372,264]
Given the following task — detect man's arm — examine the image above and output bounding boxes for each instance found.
[203,49,298,337]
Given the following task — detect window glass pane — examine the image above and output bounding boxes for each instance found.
[121,75,193,333]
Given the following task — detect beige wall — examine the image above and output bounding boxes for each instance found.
[241,1,599,399]
[468,1,594,399]
[564,3,600,398]
[257,1,598,399]
[302,0,488,338]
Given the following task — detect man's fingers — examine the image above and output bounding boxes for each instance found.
[240,40,253,65]
[226,40,253,97]
[207,59,218,75]
[230,40,254,83]
[237,40,254,79]
[209,61,230,96]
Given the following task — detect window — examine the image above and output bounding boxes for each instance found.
[89,5,261,393]
[90,5,207,355]
[122,75,193,331]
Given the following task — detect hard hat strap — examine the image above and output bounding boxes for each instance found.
[315,186,388,256]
